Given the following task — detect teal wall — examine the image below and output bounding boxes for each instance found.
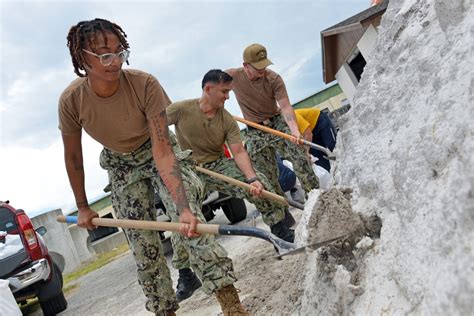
[69,194,112,216]
[293,84,342,109]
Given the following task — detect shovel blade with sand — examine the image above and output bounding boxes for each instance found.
[274,233,350,259]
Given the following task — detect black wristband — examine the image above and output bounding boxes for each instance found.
[246,176,258,184]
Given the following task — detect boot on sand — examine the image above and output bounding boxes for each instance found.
[282,209,296,228]
[176,268,202,302]
[271,220,295,243]
[215,284,249,316]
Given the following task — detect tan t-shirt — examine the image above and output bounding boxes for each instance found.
[58,69,171,153]
[166,98,241,164]
[226,67,288,123]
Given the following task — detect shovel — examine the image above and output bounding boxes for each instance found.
[195,166,304,210]
[57,216,346,257]
[233,116,336,160]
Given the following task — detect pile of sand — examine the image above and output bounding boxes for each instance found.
[177,186,378,315]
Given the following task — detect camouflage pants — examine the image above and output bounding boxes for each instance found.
[99,139,236,315]
[171,156,287,269]
[244,114,319,196]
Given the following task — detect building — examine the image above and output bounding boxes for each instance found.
[65,193,127,255]
[321,0,389,103]
[292,83,350,128]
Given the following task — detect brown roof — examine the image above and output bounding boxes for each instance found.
[322,1,389,35]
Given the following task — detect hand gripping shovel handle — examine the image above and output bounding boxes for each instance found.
[233,116,336,160]
[56,215,296,254]
[195,166,304,210]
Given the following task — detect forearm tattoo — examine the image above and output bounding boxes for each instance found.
[150,110,190,214]
[166,160,189,213]
[150,110,169,143]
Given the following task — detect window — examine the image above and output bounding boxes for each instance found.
[0,207,17,234]
[348,51,366,82]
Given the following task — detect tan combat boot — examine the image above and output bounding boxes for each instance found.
[215,284,250,315]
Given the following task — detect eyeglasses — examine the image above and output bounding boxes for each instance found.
[248,63,266,74]
[82,49,130,66]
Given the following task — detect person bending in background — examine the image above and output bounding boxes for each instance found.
[295,108,337,172]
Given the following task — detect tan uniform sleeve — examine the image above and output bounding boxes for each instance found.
[225,68,237,77]
[143,74,172,119]
[223,110,242,144]
[271,72,289,101]
[58,95,82,135]
[166,102,181,126]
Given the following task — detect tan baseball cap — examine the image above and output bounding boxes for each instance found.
[243,43,273,70]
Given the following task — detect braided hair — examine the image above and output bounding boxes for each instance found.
[66,18,130,77]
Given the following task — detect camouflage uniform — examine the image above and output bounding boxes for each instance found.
[100,137,236,315]
[245,114,319,196]
[171,155,288,269]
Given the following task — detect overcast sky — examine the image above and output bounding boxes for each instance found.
[0,0,369,217]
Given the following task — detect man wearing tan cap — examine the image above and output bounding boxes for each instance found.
[226,44,319,202]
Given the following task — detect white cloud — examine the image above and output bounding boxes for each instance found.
[0,134,108,217]
[1,66,75,147]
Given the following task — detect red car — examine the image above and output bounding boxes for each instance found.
[0,201,67,315]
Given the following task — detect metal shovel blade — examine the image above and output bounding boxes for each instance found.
[217,224,296,253]
[275,233,350,259]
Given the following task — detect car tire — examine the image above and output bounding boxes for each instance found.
[221,197,247,224]
[39,263,67,315]
[40,292,67,316]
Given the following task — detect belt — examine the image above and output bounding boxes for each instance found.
[106,139,151,156]
[247,115,277,130]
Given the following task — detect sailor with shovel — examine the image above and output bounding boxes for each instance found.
[58,19,247,316]
[166,69,296,243]
[225,44,320,200]
[166,69,297,301]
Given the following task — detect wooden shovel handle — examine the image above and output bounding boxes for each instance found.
[195,166,288,206]
[57,215,220,235]
[57,215,298,253]
[234,115,335,160]
[233,116,297,142]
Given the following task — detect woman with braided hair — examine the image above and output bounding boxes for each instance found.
[59,18,248,316]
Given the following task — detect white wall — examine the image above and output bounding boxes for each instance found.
[68,225,96,264]
[32,209,81,274]
[335,62,358,103]
[358,24,378,59]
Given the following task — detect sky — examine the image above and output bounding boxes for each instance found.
[0,0,370,217]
